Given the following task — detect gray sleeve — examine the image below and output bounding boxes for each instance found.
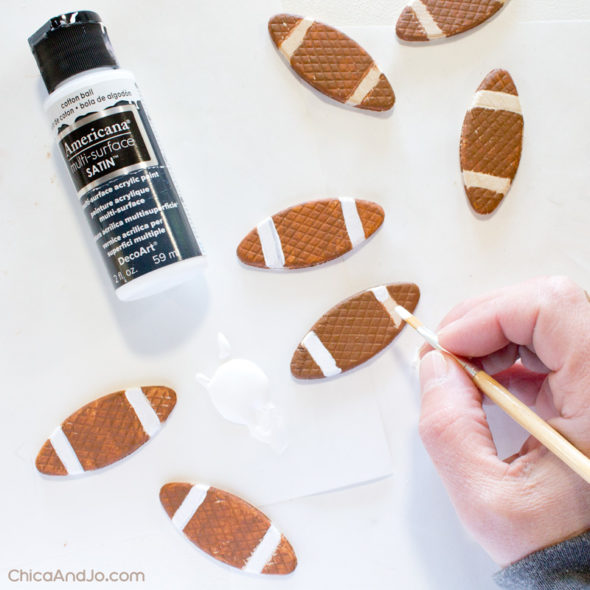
[494,530,590,589]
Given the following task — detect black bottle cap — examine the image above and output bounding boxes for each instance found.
[28,11,119,94]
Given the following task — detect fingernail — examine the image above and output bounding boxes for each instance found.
[418,343,433,358]
[419,350,449,389]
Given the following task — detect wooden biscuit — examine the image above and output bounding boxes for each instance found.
[269,14,395,112]
[460,69,523,214]
[160,483,297,575]
[396,0,507,42]
[36,386,176,476]
[291,283,420,379]
[237,198,384,270]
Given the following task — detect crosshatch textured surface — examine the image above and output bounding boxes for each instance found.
[460,69,523,214]
[237,198,384,269]
[396,0,506,41]
[269,14,395,111]
[160,483,297,574]
[35,387,176,475]
[291,283,421,378]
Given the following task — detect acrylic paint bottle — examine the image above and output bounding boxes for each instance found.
[28,11,205,301]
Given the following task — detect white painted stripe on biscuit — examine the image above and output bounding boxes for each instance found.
[125,387,161,437]
[49,427,84,475]
[243,524,282,573]
[370,285,389,303]
[279,18,314,60]
[339,197,366,248]
[171,484,210,531]
[370,286,403,328]
[301,331,341,377]
[472,90,522,115]
[462,170,511,195]
[410,0,444,39]
[257,217,285,269]
[347,64,382,106]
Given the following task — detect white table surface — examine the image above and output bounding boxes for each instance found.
[1,1,589,588]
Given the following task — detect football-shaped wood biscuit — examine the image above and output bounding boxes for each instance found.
[396,0,507,42]
[160,482,297,575]
[291,283,420,379]
[237,198,384,270]
[35,386,176,476]
[269,14,395,111]
[460,69,523,215]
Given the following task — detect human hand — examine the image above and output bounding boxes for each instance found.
[418,276,590,565]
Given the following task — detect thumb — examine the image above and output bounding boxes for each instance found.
[419,350,506,496]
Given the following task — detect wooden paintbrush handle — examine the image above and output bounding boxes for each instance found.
[472,371,590,484]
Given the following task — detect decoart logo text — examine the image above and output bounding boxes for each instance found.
[7,568,145,583]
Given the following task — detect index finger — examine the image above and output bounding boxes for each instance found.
[438,276,590,375]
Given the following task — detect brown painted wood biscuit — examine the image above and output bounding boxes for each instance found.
[160,483,297,575]
[460,69,523,214]
[396,0,507,42]
[268,14,395,111]
[237,198,384,270]
[291,283,420,379]
[36,386,176,476]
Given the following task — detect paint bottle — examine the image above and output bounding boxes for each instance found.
[28,11,205,301]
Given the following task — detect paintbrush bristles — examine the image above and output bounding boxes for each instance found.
[394,304,477,375]
[394,304,440,350]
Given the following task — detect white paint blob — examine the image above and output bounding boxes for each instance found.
[196,334,288,453]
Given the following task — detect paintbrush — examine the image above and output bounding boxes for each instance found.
[393,304,590,485]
